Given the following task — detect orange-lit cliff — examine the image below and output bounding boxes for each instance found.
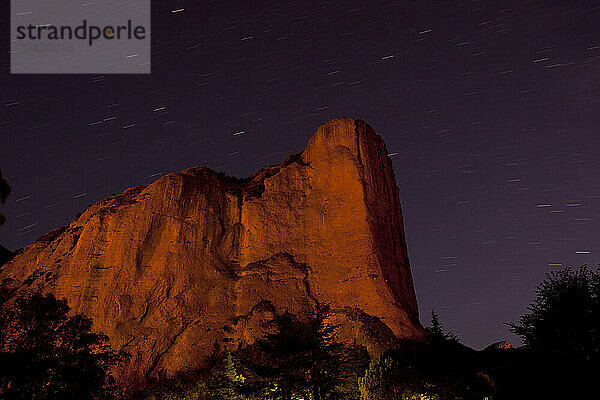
[0,118,424,388]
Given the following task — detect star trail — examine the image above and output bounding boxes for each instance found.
[2,1,600,349]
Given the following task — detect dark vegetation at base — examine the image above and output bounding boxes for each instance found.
[136,265,600,400]
[1,266,598,399]
[502,265,600,398]
[0,288,127,400]
[135,316,494,400]
[139,304,370,400]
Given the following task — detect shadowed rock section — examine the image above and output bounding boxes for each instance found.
[0,118,424,389]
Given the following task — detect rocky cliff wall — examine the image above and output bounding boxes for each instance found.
[0,118,423,389]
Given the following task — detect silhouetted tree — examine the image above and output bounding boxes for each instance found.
[504,266,600,398]
[242,304,359,400]
[0,292,126,399]
[0,169,11,226]
[508,265,600,363]
[358,342,495,400]
[426,311,457,344]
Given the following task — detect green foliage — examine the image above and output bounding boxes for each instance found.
[358,353,397,400]
[0,292,126,399]
[508,265,600,362]
[141,349,249,400]
[331,344,370,399]
[357,339,500,400]
[358,352,439,400]
[206,348,247,400]
[0,169,11,226]
[142,379,211,400]
[140,307,501,400]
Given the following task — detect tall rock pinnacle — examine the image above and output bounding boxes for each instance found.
[0,118,424,388]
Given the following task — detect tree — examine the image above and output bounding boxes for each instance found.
[359,310,488,400]
[358,353,398,400]
[508,265,600,363]
[242,304,357,400]
[141,348,248,400]
[426,311,457,345]
[0,292,126,399]
[0,169,11,226]
[504,266,600,397]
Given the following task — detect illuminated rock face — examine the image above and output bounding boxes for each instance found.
[485,340,515,350]
[0,118,423,388]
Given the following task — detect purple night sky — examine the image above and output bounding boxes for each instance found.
[2,1,600,349]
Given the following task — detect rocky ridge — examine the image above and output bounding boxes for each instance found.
[0,118,424,388]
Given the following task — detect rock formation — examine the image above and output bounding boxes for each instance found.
[0,118,423,389]
[484,340,515,351]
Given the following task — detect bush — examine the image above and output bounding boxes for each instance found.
[358,351,439,400]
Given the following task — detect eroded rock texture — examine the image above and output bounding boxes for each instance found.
[0,118,423,388]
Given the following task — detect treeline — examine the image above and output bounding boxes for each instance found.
[142,304,370,400]
[0,287,126,399]
[1,265,599,399]
[139,305,484,400]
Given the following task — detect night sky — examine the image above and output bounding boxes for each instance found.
[2,1,600,349]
